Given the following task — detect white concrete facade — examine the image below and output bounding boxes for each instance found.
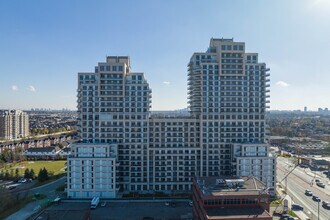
[67,143,118,198]
[69,38,275,198]
[0,110,29,140]
[187,38,275,187]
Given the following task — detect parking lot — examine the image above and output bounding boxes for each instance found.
[37,200,193,220]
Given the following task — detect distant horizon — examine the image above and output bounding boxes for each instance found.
[1,0,330,110]
[1,107,329,112]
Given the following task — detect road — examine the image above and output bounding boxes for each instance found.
[5,176,66,220]
[277,157,330,220]
[0,131,75,144]
[28,176,66,196]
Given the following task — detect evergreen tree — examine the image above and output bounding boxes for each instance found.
[30,169,35,180]
[10,169,14,178]
[24,168,30,179]
[15,168,19,178]
[43,167,49,180]
[37,168,43,182]
[5,170,10,179]
[37,167,49,182]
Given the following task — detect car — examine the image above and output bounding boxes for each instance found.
[322,201,330,209]
[165,201,170,206]
[280,214,295,220]
[8,186,16,190]
[292,203,303,210]
[305,189,313,196]
[316,182,325,188]
[189,201,193,206]
[100,202,106,207]
[315,179,320,183]
[171,202,176,207]
[53,197,61,205]
[17,178,27,183]
[312,195,321,202]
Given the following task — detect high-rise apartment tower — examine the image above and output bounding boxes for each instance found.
[0,110,29,140]
[67,38,275,199]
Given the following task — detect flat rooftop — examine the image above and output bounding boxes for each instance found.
[195,176,267,196]
[205,206,271,219]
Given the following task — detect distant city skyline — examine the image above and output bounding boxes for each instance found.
[1,0,330,111]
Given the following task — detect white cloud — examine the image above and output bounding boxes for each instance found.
[275,81,290,88]
[27,85,36,92]
[11,85,18,91]
[163,81,170,85]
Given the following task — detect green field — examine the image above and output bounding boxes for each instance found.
[0,160,67,176]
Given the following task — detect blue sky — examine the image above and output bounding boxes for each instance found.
[0,0,329,111]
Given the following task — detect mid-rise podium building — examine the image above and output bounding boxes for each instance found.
[67,38,276,198]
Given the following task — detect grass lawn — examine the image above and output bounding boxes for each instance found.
[287,210,300,219]
[0,160,66,176]
[270,199,283,207]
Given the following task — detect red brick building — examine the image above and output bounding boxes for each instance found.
[192,176,272,220]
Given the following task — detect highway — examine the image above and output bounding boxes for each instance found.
[277,157,330,220]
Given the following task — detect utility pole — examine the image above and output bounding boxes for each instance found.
[318,200,320,220]
[274,158,300,214]
[285,173,288,194]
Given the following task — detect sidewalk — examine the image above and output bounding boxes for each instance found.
[5,199,46,220]
[276,184,310,220]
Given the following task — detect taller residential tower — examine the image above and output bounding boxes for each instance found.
[67,38,275,199]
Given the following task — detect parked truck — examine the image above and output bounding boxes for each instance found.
[91,197,100,209]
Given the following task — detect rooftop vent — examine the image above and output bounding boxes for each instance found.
[216,179,225,185]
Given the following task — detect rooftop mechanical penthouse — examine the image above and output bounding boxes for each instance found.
[67,38,276,199]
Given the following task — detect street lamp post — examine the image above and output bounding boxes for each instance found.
[285,175,288,193]
[318,200,320,220]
